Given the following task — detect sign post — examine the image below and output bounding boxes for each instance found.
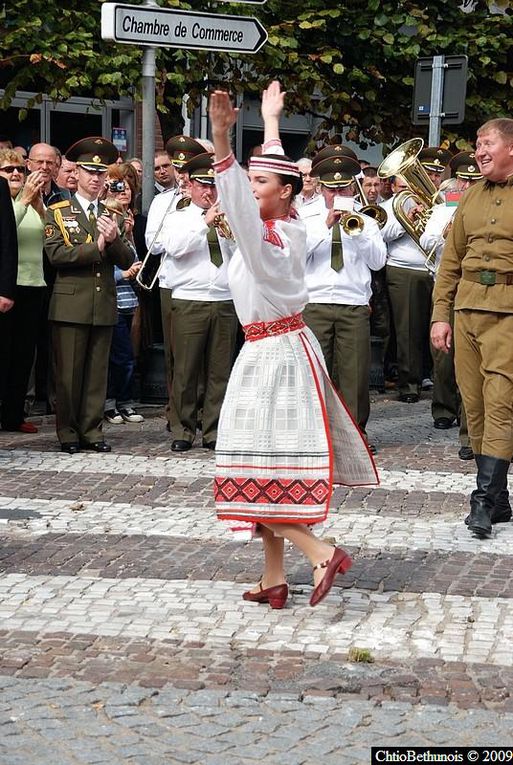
[412,55,468,146]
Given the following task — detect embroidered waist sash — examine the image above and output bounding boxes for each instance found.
[243,312,305,342]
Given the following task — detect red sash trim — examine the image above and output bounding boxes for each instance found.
[214,476,330,505]
[243,312,305,342]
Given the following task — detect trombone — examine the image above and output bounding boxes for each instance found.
[353,176,388,228]
[377,137,442,275]
[136,189,181,292]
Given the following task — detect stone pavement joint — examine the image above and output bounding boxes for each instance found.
[1,534,513,598]
[0,636,513,711]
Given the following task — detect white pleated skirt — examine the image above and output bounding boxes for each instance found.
[214,325,378,536]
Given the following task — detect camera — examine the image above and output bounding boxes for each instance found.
[108,180,126,193]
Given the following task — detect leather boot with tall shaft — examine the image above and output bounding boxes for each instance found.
[464,472,512,526]
[467,454,511,538]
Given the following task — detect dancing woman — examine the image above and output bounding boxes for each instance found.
[210,82,378,608]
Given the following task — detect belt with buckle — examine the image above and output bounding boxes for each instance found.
[462,270,513,286]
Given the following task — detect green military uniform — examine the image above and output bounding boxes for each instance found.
[433,176,513,459]
[432,153,513,537]
[44,137,133,450]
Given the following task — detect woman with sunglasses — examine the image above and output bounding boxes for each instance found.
[0,149,46,434]
[209,83,378,610]
[101,164,144,426]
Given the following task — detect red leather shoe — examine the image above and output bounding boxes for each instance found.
[309,547,353,607]
[242,582,288,609]
[2,422,38,434]
[19,422,38,434]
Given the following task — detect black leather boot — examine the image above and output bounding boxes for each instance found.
[491,479,512,524]
[464,465,512,526]
[467,454,510,538]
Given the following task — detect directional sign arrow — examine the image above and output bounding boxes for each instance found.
[101,3,268,54]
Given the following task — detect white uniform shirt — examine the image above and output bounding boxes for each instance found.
[302,200,386,305]
[214,155,308,326]
[160,202,234,302]
[145,187,181,289]
[420,204,456,272]
[380,195,426,270]
[295,191,321,212]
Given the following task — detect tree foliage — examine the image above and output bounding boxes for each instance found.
[1,0,513,149]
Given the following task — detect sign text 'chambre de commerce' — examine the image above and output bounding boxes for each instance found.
[101,3,268,54]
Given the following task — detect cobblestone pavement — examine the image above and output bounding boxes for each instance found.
[1,392,512,763]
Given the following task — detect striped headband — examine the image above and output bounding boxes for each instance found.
[249,156,301,178]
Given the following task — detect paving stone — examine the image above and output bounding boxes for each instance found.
[1,399,513,763]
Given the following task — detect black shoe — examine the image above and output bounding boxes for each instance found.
[171,439,192,452]
[434,417,455,430]
[398,393,419,403]
[465,505,512,526]
[458,446,474,461]
[61,442,80,455]
[81,441,112,453]
[368,443,378,455]
[202,441,216,450]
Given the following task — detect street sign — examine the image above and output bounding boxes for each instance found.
[412,55,468,126]
[101,3,268,54]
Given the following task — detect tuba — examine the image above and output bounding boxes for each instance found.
[378,138,442,275]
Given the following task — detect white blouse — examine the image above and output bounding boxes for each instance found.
[214,153,309,326]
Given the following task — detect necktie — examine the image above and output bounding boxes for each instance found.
[206,223,223,268]
[330,221,344,271]
[87,202,96,230]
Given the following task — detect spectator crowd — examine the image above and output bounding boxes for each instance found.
[0,127,477,460]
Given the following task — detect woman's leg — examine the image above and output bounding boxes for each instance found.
[248,525,286,592]
[262,522,336,587]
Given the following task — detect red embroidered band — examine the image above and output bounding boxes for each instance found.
[249,156,301,178]
[243,312,305,342]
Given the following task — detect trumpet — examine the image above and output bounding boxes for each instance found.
[340,211,365,237]
[378,138,441,275]
[213,212,234,240]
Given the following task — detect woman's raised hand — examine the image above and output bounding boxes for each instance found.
[261,80,286,121]
[209,90,239,135]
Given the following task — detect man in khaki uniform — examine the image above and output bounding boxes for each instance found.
[431,118,513,537]
[45,137,134,454]
[159,153,238,452]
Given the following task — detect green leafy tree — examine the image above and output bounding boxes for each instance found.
[1,0,513,150]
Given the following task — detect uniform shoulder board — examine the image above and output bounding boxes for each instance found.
[48,200,70,210]
[176,196,192,210]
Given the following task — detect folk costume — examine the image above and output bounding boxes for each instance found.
[212,145,378,538]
